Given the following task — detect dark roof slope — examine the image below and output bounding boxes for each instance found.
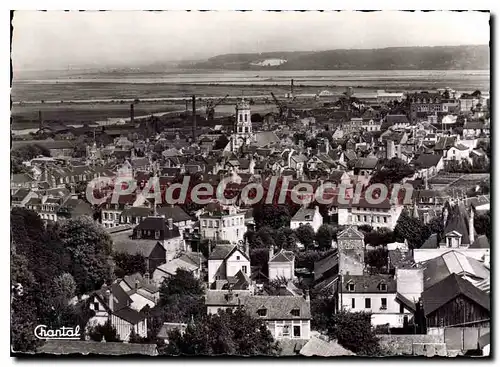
[422,273,490,316]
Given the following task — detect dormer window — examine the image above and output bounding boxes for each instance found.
[380,283,387,291]
[257,309,267,317]
[291,309,300,317]
[137,230,142,239]
[155,231,160,240]
[347,283,355,292]
[305,215,311,220]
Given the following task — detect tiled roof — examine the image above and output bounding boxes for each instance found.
[423,250,489,290]
[253,131,280,147]
[412,153,442,169]
[156,205,192,222]
[155,258,198,276]
[113,235,162,257]
[269,249,295,263]
[396,292,416,312]
[314,251,339,280]
[291,207,318,222]
[337,226,364,240]
[205,292,311,320]
[422,273,490,316]
[342,274,397,293]
[157,323,187,339]
[208,245,248,261]
[37,340,158,356]
[114,307,147,324]
[122,273,159,294]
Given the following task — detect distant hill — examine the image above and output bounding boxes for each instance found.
[180,45,489,70]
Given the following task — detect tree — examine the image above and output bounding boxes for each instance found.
[315,224,335,250]
[311,289,337,333]
[365,247,389,273]
[364,228,395,247]
[88,320,121,342]
[163,308,280,356]
[250,248,269,276]
[394,210,427,249]
[330,311,381,356]
[255,226,276,249]
[275,227,297,250]
[370,158,415,186]
[113,252,147,278]
[295,224,315,249]
[252,204,291,230]
[474,211,491,241]
[52,273,77,306]
[58,217,113,295]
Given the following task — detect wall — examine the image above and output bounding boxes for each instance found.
[269,262,294,281]
[396,268,424,301]
[208,259,225,284]
[267,320,311,340]
[226,250,251,278]
[340,292,411,327]
[378,334,445,355]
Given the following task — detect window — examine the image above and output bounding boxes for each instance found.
[291,309,300,317]
[202,220,207,227]
[381,298,387,310]
[365,298,371,309]
[244,114,248,122]
[347,283,355,292]
[236,256,240,260]
[257,309,267,317]
[380,283,387,291]
[208,220,213,228]
[242,265,247,273]
[283,325,290,337]
[351,298,356,309]
[214,221,219,228]
[155,231,160,240]
[383,217,387,223]
[94,302,99,311]
[293,326,301,338]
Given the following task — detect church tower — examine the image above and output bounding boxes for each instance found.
[231,99,253,152]
[337,226,365,276]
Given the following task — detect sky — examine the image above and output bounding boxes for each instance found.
[11,10,490,71]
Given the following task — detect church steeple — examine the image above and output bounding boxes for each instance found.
[231,99,253,152]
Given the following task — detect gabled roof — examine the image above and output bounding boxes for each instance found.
[422,273,490,316]
[269,249,295,263]
[423,250,489,290]
[342,274,397,293]
[337,226,364,240]
[412,153,442,169]
[314,251,339,280]
[291,207,318,222]
[113,235,162,257]
[208,244,249,261]
[396,292,416,312]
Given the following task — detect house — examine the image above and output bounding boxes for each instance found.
[152,252,205,284]
[268,247,295,281]
[386,114,411,130]
[86,283,149,342]
[333,198,403,230]
[422,250,490,292]
[290,206,323,232]
[132,216,185,257]
[422,273,490,327]
[199,203,246,244]
[411,153,444,178]
[339,274,414,327]
[156,205,194,236]
[207,244,250,288]
[112,235,167,275]
[443,144,472,164]
[10,188,38,208]
[313,251,339,292]
[463,120,490,138]
[352,157,379,179]
[409,92,443,118]
[205,290,312,340]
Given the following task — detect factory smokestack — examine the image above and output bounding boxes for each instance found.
[130,103,135,124]
[192,95,196,142]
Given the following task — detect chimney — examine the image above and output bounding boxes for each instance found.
[469,206,475,245]
[483,250,490,267]
[167,217,174,230]
[386,139,395,159]
[135,279,139,289]
[130,103,135,124]
[192,95,196,142]
[106,289,113,313]
[269,245,274,260]
[304,289,310,302]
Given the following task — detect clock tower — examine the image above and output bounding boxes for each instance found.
[231,99,253,152]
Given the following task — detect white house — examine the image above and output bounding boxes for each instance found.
[205,290,312,341]
[268,247,295,281]
[200,204,246,244]
[290,206,323,232]
[444,143,472,164]
[339,274,414,328]
[207,244,250,288]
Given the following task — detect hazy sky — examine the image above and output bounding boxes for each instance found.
[12,10,490,70]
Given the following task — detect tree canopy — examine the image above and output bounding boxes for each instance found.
[163,308,280,356]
